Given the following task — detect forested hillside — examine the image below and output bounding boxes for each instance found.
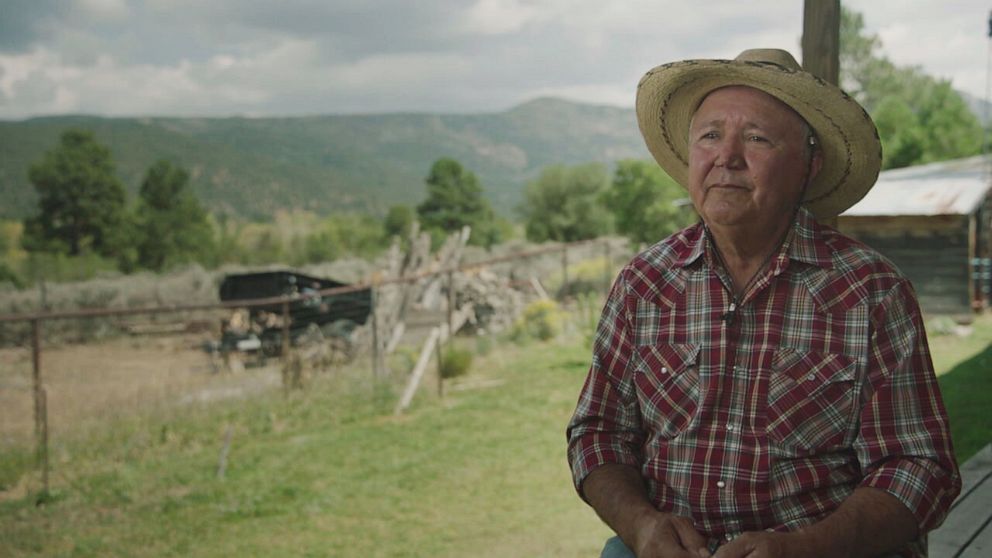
[0,98,648,220]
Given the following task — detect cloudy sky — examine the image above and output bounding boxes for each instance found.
[0,0,988,119]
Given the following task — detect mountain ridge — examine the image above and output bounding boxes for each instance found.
[0,98,649,220]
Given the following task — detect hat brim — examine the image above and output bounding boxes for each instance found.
[636,59,882,219]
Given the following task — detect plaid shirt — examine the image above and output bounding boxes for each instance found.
[567,208,960,557]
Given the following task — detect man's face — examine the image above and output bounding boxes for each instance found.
[687,86,821,232]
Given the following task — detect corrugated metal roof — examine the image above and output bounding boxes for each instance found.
[841,155,992,217]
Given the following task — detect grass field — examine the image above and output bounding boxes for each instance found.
[1,311,989,557]
[0,330,612,557]
[931,313,992,462]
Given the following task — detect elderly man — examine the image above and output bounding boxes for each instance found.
[566,49,960,558]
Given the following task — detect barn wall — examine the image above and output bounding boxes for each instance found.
[838,215,971,316]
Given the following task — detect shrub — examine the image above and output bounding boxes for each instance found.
[440,346,473,379]
[511,299,562,343]
[545,256,620,299]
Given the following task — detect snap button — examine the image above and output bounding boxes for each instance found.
[661,366,668,374]
[726,424,735,432]
[724,533,734,541]
[806,373,816,382]
[716,480,726,488]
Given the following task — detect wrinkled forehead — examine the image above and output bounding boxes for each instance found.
[690,85,812,133]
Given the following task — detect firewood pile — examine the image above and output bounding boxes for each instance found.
[452,268,527,334]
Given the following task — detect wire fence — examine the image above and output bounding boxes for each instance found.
[0,236,629,494]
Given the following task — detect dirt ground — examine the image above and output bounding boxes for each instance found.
[0,333,282,449]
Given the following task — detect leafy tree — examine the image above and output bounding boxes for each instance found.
[22,129,128,258]
[135,160,216,271]
[384,204,415,239]
[417,158,500,248]
[872,97,925,168]
[521,163,613,242]
[602,160,696,245]
[841,7,981,168]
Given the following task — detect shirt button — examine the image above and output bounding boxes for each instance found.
[724,533,734,541]
[661,366,668,374]
[726,424,735,432]
[716,480,726,488]
[806,373,816,382]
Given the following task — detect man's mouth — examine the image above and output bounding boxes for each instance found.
[709,183,748,191]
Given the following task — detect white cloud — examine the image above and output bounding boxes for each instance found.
[0,0,988,117]
[74,0,129,22]
[462,0,547,35]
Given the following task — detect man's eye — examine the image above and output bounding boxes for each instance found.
[700,131,719,140]
[748,135,768,143]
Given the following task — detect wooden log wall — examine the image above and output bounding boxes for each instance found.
[839,215,972,316]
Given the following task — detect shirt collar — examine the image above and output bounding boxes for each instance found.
[674,206,833,270]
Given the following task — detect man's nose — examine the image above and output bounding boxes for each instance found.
[715,137,745,169]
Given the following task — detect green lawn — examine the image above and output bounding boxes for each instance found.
[930,314,992,462]
[1,312,989,557]
[0,335,611,557]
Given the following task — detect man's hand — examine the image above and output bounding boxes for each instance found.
[583,464,710,558]
[629,510,710,558]
[711,531,802,558]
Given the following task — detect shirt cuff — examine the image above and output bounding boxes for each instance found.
[859,457,961,533]
[568,433,642,500]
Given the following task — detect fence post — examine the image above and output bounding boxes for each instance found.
[446,271,454,338]
[39,386,49,495]
[31,319,42,454]
[281,300,291,358]
[435,330,444,398]
[603,239,612,293]
[31,318,50,495]
[561,244,569,299]
[370,284,383,380]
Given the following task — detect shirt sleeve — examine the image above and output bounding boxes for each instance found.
[855,279,962,533]
[566,270,645,500]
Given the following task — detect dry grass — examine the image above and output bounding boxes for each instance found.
[0,333,280,448]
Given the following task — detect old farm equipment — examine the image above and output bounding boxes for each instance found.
[218,270,372,359]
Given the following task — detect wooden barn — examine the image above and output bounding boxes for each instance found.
[837,155,992,318]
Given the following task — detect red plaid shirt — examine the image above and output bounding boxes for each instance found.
[567,209,960,557]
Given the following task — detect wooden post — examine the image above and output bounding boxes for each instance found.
[802,0,841,228]
[435,330,444,398]
[801,0,840,85]
[31,319,43,463]
[281,300,291,358]
[603,239,612,293]
[370,285,383,380]
[446,271,454,339]
[561,245,569,299]
[39,386,49,496]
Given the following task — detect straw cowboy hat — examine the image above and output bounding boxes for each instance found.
[635,48,882,219]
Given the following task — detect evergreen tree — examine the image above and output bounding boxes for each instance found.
[135,160,215,271]
[22,129,128,258]
[416,158,500,248]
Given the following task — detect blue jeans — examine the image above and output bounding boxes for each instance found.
[600,537,635,558]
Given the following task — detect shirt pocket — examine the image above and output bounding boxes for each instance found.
[634,343,701,439]
[767,348,858,454]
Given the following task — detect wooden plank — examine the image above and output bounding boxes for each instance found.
[929,477,992,553]
[930,444,992,558]
[955,443,992,505]
[394,326,441,415]
[959,522,992,558]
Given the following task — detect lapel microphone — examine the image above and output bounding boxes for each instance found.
[721,302,738,324]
